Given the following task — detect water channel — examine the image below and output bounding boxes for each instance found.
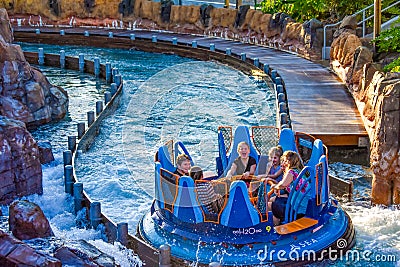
[6,42,400,266]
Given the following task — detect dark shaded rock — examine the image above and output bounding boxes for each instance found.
[48,0,61,16]
[200,4,213,27]
[0,9,12,43]
[270,12,294,31]
[340,15,358,30]
[37,141,55,164]
[84,0,96,13]
[0,230,61,266]
[160,0,173,23]
[54,240,117,267]
[333,15,358,38]
[9,200,54,240]
[0,116,42,204]
[349,46,373,86]
[118,0,134,17]
[234,5,250,28]
[302,18,322,48]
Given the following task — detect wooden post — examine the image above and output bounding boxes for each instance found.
[94,57,100,77]
[73,182,84,214]
[224,0,229,8]
[87,111,95,126]
[90,202,102,229]
[117,223,128,246]
[96,101,103,115]
[79,53,85,72]
[373,0,382,53]
[64,165,74,194]
[159,244,171,267]
[77,122,85,139]
[373,0,382,39]
[63,150,72,166]
[60,50,65,68]
[105,92,112,104]
[68,135,76,152]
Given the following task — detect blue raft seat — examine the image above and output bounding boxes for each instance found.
[306,139,325,170]
[255,154,269,175]
[173,176,204,224]
[223,126,259,176]
[220,181,260,228]
[278,128,298,152]
[157,145,175,173]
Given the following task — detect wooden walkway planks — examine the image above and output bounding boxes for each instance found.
[14,27,367,146]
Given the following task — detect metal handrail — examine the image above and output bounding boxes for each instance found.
[359,1,400,29]
[322,1,400,60]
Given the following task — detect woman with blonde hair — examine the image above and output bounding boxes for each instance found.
[226,141,257,178]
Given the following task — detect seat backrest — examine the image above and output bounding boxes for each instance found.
[255,155,269,175]
[278,128,298,152]
[174,141,195,166]
[155,162,163,207]
[317,155,329,206]
[224,126,259,176]
[220,181,260,228]
[173,176,204,224]
[157,166,179,212]
[157,145,175,173]
[284,166,313,223]
[218,130,228,171]
[307,139,324,169]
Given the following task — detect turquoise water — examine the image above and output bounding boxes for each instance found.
[17,43,400,266]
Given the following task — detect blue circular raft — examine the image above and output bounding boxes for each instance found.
[138,200,355,266]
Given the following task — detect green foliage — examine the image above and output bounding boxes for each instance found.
[373,22,400,73]
[372,25,400,53]
[323,0,367,21]
[258,0,369,22]
[383,57,400,72]
[257,0,399,23]
[258,0,326,21]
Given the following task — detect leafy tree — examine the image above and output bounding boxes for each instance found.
[257,0,396,23]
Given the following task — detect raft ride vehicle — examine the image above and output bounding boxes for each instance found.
[138,126,355,266]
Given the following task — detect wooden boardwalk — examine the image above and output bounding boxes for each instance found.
[14,27,367,146]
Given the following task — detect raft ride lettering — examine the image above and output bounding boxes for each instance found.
[232,227,263,235]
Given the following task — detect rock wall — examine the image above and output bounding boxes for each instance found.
[330,16,400,205]
[1,8,67,204]
[0,1,325,60]
[0,116,42,205]
[0,9,68,129]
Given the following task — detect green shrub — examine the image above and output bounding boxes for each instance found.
[258,0,369,22]
[372,23,400,72]
[383,56,400,72]
[372,26,400,53]
[257,0,398,23]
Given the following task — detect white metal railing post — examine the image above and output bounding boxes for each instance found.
[322,25,327,60]
[362,10,366,37]
[321,1,399,60]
